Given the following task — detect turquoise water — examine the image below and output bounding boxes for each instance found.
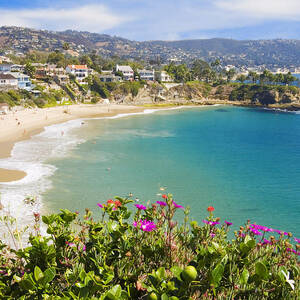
[43,106,300,236]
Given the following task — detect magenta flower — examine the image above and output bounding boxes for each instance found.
[66,241,76,247]
[135,204,147,210]
[210,233,216,238]
[172,201,184,209]
[97,203,103,208]
[134,219,156,232]
[156,201,167,207]
[224,221,232,226]
[294,238,300,243]
[263,239,271,245]
[202,220,219,226]
[249,227,262,236]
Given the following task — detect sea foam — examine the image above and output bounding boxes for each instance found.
[0,119,85,245]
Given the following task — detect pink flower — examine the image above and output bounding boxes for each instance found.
[133,219,156,232]
[135,204,147,210]
[224,221,232,226]
[202,220,219,226]
[294,238,300,243]
[156,201,167,207]
[172,201,184,209]
[97,203,103,208]
[249,227,262,236]
[263,239,271,245]
[210,233,216,238]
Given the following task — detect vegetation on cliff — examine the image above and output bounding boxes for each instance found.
[0,194,299,299]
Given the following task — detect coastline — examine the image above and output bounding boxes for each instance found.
[0,104,145,183]
[1,100,298,183]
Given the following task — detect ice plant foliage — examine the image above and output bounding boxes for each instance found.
[0,193,299,299]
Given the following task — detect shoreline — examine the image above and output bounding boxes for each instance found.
[0,101,299,183]
[0,104,145,182]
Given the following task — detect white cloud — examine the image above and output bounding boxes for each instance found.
[215,0,300,20]
[0,4,130,32]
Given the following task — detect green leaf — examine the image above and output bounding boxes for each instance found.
[244,235,251,244]
[170,266,183,280]
[156,267,166,281]
[42,267,56,285]
[255,262,268,280]
[110,285,122,298]
[211,264,224,286]
[246,239,256,249]
[161,293,169,300]
[19,274,35,291]
[34,266,44,282]
[240,269,249,285]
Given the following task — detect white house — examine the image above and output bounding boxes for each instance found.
[7,72,32,91]
[0,74,18,89]
[99,74,122,83]
[155,71,172,82]
[138,69,155,81]
[66,65,89,83]
[0,64,13,73]
[116,65,134,81]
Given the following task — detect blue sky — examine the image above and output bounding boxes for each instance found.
[1,0,300,41]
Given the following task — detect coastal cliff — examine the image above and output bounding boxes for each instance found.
[105,81,300,110]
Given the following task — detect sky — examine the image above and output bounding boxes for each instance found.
[1,0,300,41]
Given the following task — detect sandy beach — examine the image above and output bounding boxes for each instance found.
[0,104,144,182]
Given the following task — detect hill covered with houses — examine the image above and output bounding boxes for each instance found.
[2,26,300,72]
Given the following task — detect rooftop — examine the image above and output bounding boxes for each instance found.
[67,65,88,70]
[0,74,17,80]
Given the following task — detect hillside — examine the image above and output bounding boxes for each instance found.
[2,27,300,69]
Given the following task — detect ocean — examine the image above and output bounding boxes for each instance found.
[1,106,300,238]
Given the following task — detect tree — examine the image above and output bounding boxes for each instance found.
[236,74,247,83]
[24,62,36,78]
[191,59,212,82]
[62,42,70,50]
[225,68,236,83]
[282,72,297,86]
[247,71,259,84]
[47,52,65,67]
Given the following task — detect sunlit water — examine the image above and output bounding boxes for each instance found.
[1,106,300,237]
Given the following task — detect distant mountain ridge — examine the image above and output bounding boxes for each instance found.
[1,26,300,69]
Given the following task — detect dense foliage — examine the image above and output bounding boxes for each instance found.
[0,194,299,299]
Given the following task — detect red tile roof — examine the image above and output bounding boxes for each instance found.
[67,65,88,70]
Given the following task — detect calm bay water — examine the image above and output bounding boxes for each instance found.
[42,106,300,236]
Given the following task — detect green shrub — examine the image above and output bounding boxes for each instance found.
[0,193,299,299]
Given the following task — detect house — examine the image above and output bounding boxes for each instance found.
[7,72,32,91]
[138,69,155,81]
[66,65,89,83]
[0,103,9,114]
[54,74,69,84]
[99,74,122,83]
[155,71,172,82]
[11,64,25,72]
[0,74,18,89]
[0,64,13,73]
[115,65,134,81]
